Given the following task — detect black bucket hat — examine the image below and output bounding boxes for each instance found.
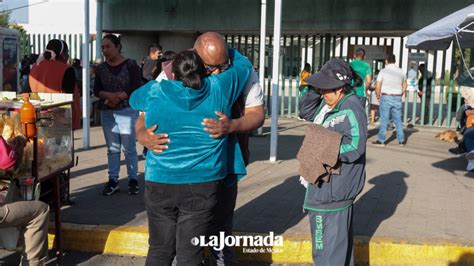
[305,59,353,90]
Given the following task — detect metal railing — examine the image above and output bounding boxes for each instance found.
[20,32,465,129]
[21,33,97,63]
[224,33,464,129]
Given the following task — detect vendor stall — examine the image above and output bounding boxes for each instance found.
[0,92,75,264]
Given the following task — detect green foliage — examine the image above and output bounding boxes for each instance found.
[9,23,26,35]
[0,7,29,57]
[453,46,472,77]
[10,24,29,57]
[0,11,10,27]
[443,70,451,86]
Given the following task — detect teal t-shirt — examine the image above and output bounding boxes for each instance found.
[350,59,372,97]
[130,49,251,184]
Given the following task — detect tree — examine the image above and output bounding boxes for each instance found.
[9,23,26,35]
[10,23,28,57]
[0,8,29,57]
[453,47,471,78]
[0,11,10,27]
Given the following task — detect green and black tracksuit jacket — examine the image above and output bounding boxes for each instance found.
[303,92,368,212]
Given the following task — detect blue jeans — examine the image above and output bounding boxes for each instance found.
[377,95,405,143]
[101,107,139,181]
[464,127,474,152]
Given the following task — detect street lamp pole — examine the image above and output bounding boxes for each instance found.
[269,0,282,162]
[82,0,90,149]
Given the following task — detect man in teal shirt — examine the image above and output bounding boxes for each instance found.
[350,48,372,106]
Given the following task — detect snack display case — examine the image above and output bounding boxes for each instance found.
[0,92,74,180]
[0,92,75,263]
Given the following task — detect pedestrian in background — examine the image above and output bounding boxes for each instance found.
[154,50,176,81]
[350,48,372,107]
[407,63,418,91]
[369,69,380,126]
[418,63,433,124]
[71,58,83,90]
[373,54,407,147]
[29,39,81,130]
[94,34,141,196]
[299,63,312,97]
[141,43,162,82]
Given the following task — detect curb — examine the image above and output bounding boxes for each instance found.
[48,223,474,265]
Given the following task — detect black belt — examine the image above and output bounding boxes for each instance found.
[382,93,402,96]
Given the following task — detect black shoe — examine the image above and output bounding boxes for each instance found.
[128,179,139,195]
[399,141,406,147]
[103,180,119,196]
[449,147,466,155]
[372,140,385,147]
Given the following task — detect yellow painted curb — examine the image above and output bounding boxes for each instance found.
[47,223,474,265]
[48,223,149,256]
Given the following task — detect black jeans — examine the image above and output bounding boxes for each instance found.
[210,175,239,265]
[144,181,219,266]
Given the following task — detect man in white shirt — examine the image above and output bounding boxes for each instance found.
[372,54,407,147]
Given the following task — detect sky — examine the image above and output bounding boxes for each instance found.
[0,0,30,23]
[0,1,97,34]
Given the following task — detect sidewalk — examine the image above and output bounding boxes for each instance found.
[55,118,473,264]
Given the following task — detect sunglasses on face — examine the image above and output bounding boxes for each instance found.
[205,59,231,74]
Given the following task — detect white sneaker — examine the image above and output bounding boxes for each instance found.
[467,160,474,172]
[466,151,474,161]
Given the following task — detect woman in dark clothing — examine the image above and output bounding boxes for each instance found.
[152,50,177,79]
[94,34,141,196]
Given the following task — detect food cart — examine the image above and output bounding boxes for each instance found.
[0,92,75,264]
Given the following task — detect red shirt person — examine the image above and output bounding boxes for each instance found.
[29,39,81,130]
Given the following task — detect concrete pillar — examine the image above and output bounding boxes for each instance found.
[119,32,161,63]
[158,32,197,53]
[120,32,195,63]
